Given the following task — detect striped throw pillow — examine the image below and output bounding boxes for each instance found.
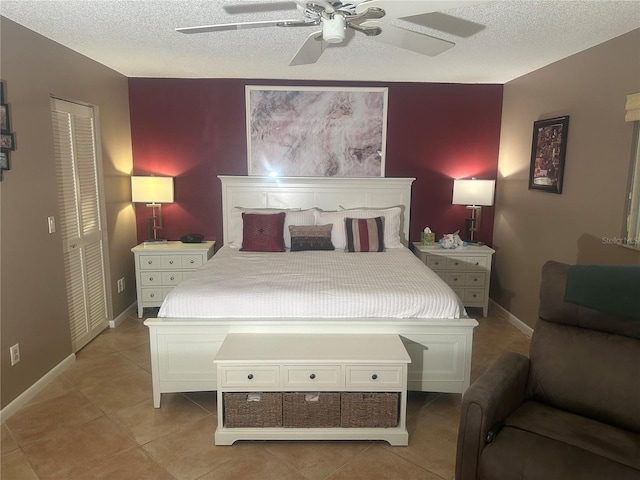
[345,217,385,252]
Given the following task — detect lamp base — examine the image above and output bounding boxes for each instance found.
[143,238,168,245]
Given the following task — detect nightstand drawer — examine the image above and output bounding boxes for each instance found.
[140,272,162,286]
[283,365,341,388]
[219,366,280,388]
[182,255,204,269]
[426,256,447,270]
[445,272,465,286]
[465,272,486,287]
[139,255,162,270]
[464,288,485,303]
[141,287,164,302]
[161,255,183,269]
[162,271,183,285]
[346,365,404,388]
[465,257,488,270]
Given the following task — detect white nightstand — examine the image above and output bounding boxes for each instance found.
[131,241,215,318]
[412,242,494,317]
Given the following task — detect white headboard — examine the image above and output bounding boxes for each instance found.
[218,176,416,246]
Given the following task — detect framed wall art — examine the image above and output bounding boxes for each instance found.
[528,116,570,194]
[246,86,388,177]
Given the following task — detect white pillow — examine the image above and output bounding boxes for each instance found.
[229,207,316,249]
[314,207,403,250]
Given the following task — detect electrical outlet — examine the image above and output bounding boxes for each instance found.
[10,344,20,366]
[47,216,56,234]
[117,278,125,293]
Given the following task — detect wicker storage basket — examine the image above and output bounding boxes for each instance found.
[224,392,282,428]
[340,392,399,428]
[283,393,341,428]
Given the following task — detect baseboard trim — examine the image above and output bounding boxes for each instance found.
[109,301,137,329]
[0,353,76,423]
[490,299,534,338]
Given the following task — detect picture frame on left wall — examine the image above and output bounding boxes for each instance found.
[1,132,15,151]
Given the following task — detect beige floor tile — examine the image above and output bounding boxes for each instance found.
[68,447,173,480]
[93,326,149,352]
[1,449,39,480]
[265,440,371,480]
[197,447,308,480]
[24,374,76,408]
[63,351,144,391]
[75,333,119,358]
[21,416,137,479]
[143,415,248,480]
[1,423,19,455]
[182,391,218,414]
[325,445,442,480]
[80,368,153,415]
[111,393,210,445]
[119,341,152,369]
[388,405,460,479]
[5,390,103,446]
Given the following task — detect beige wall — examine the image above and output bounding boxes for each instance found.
[0,18,137,408]
[492,29,640,329]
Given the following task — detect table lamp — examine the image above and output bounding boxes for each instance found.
[452,178,495,243]
[131,175,174,243]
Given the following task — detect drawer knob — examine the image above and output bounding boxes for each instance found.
[169,260,174,264]
[247,374,254,380]
[371,374,378,380]
[472,294,477,298]
[149,277,154,281]
[475,261,480,266]
[150,293,155,298]
[474,278,478,282]
[309,373,316,380]
[454,261,459,266]
[453,277,458,282]
[147,260,152,265]
[190,259,195,264]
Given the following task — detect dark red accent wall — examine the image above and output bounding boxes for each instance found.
[129,78,502,247]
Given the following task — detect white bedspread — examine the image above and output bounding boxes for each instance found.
[158,245,464,319]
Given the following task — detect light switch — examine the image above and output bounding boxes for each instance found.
[48,216,56,234]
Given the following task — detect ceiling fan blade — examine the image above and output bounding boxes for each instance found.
[176,19,304,34]
[355,0,488,19]
[359,21,454,56]
[289,31,327,66]
[223,2,298,15]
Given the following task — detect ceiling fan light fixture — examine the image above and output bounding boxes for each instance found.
[322,14,346,43]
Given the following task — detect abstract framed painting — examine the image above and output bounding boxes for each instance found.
[246,85,388,177]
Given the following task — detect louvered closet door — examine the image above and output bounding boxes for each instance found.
[51,98,108,352]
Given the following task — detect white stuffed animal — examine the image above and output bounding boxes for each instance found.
[439,231,465,249]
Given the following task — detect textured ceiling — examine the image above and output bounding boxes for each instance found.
[1,0,639,83]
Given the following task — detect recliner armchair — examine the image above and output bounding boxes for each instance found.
[455,260,640,480]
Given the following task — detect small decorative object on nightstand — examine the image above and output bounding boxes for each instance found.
[413,242,494,317]
[131,240,215,318]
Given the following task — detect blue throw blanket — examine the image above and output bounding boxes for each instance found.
[564,265,640,318]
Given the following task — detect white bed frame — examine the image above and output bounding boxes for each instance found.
[144,175,478,407]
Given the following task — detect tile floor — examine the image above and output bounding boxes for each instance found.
[1,307,530,480]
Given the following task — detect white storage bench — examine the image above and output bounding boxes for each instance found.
[214,333,411,446]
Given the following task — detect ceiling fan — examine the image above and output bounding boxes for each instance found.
[176,1,486,66]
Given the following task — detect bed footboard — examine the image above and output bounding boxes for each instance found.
[144,317,478,408]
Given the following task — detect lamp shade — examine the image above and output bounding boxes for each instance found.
[131,176,174,203]
[452,179,495,206]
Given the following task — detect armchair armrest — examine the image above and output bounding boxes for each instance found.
[455,352,530,480]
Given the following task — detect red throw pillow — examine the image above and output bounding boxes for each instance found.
[241,212,286,252]
[345,217,385,252]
